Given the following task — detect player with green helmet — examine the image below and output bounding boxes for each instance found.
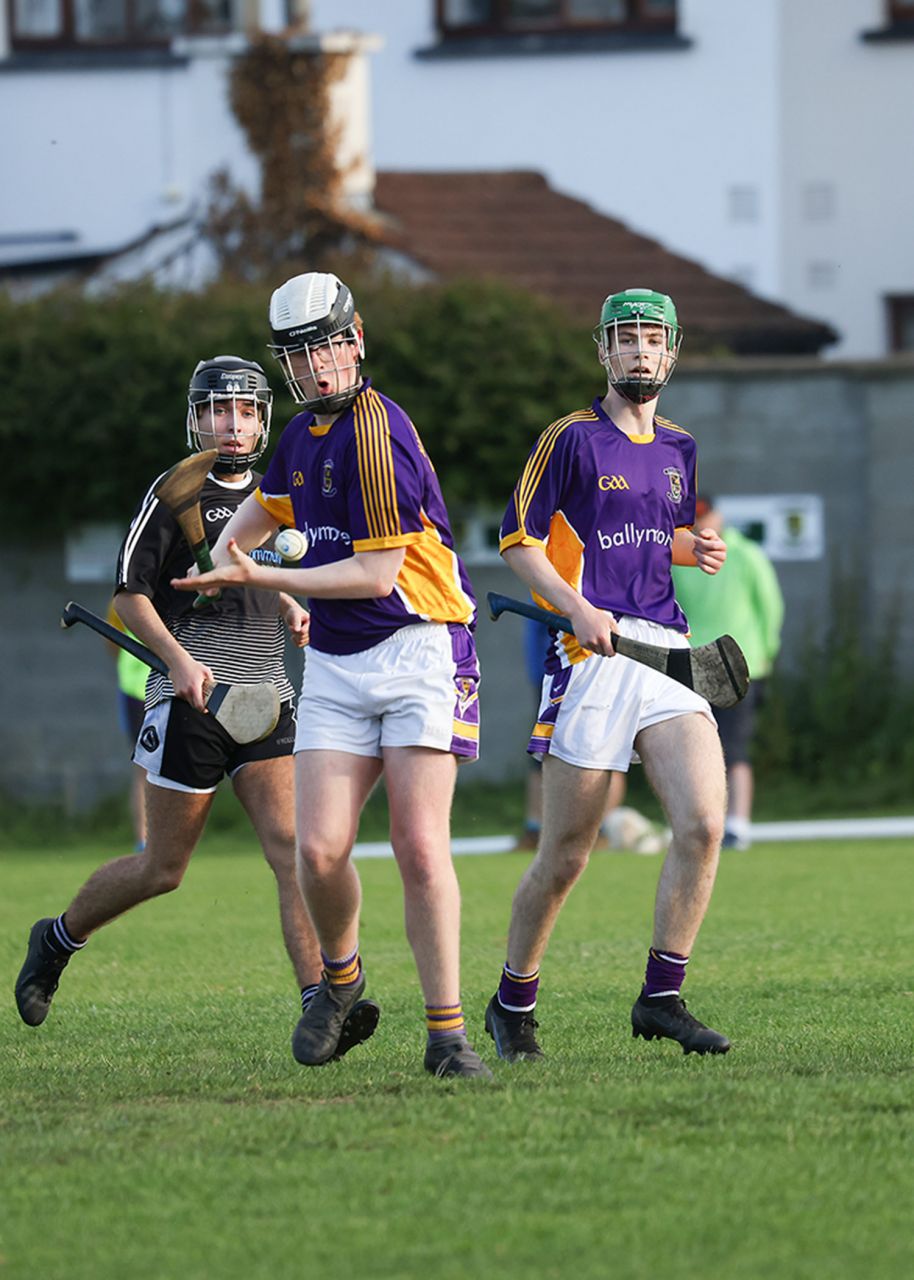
[485,284,732,1065]
[594,287,683,404]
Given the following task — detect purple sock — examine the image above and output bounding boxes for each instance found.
[643,947,688,999]
[321,946,361,987]
[497,963,539,1013]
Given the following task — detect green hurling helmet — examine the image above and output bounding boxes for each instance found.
[593,288,683,404]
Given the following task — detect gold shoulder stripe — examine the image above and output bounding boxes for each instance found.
[516,410,597,529]
[655,415,694,439]
[355,388,401,540]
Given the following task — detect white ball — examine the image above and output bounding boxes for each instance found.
[275,528,308,562]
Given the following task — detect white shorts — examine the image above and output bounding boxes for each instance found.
[529,615,715,772]
[295,622,480,760]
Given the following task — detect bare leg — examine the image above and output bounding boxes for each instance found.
[383,747,461,1006]
[636,713,726,953]
[233,757,321,988]
[506,755,612,973]
[65,784,213,939]
[726,761,753,823]
[294,750,382,958]
[130,764,147,848]
[604,770,627,817]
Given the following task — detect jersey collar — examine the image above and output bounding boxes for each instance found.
[591,394,655,444]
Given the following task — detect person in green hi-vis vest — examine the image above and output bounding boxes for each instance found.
[106,600,150,852]
[672,496,784,851]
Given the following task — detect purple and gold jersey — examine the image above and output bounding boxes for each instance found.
[500,397,697,665]
[256,380,477,655]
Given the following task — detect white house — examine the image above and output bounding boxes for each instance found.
[307,0,914,358]
[3,0,912,354]
[0,1,378,288]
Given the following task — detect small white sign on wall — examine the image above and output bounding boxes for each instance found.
[716,494,824,561]
[65,523,123,583]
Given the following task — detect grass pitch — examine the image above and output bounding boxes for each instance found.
[1,833,912,1280]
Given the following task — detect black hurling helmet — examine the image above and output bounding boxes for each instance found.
[186,355,273,474]
[267,271,365,415]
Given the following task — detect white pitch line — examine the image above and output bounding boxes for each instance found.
[353,835,517,859]
[749,816,914,842]
[351,817,914,859]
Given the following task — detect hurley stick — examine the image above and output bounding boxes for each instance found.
[61,601,280,744]
[152,449,221,608]
[487,592,749,709]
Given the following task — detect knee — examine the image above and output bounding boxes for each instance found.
[393,838,449,893]
[260,829,296,879]
[675,809,725,855]
[140,860,185,897]
[533,843,590,896]
[297,837,344,882]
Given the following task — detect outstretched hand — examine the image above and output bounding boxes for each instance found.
[171,538,255,594]
[693,527,727,575]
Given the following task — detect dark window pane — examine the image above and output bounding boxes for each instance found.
[442,0,494,25]
[14,0,63,36]
[505,0,561,24]
[568,0,626,20]
[190,0,233,31]
[135,0,186,36]
[74,0,128,40]
[891,298,914,351]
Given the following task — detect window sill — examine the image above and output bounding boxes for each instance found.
[860,21,914,42]
[414,30,692,60]
[0,48,190,71]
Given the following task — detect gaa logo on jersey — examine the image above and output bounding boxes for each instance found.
[321,459,337,497]
[663,466,684,504]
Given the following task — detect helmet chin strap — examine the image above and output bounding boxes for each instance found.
[295,376,363,416]
[212,453,255,477]
[613,378,663,405]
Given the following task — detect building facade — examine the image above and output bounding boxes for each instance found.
[308,0,914,358]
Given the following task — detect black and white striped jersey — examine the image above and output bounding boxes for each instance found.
[115,469,295,709]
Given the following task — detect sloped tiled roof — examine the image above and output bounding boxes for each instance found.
[373,170,837,355]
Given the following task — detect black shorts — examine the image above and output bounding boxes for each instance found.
[133,698,296,792]
[118,691,145,744]
[716,679,766,766]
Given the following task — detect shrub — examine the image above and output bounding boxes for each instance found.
[2,275,597,538]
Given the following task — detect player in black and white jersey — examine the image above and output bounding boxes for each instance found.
[15,356,378,1057]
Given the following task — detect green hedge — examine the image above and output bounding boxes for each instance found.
[752,572,914,803]
[2,275,597,538]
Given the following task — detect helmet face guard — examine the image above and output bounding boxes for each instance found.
[186,356,273,474]
[268,272,364,414]
[594,288,682,404]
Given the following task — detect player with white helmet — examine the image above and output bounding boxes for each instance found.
[173,273,490,1080]
[484,287,732,1064]
[267,272,366,414]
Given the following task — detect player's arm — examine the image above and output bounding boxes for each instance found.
[501,543,618,657]
[114,591,214,712]
[672,527,727,574]
[171,540,406,600]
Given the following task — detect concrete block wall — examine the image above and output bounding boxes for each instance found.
[3,358,912,807]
